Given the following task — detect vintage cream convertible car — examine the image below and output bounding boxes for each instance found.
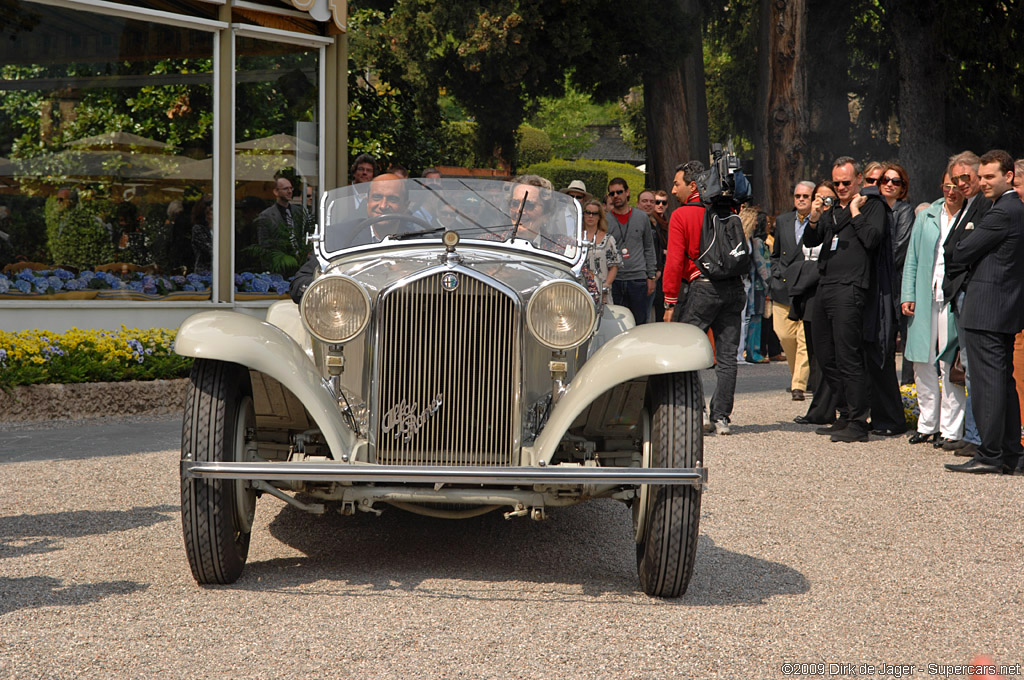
[175,177,713,597]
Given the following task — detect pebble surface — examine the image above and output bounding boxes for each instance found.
[1,362,1022,679]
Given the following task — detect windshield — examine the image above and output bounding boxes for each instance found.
[317,178,582,263]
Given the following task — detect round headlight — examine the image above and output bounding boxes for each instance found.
[526,280,596,350]
[300,275,371,343]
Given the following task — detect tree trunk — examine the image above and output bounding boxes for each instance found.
[885,2,947,205]
[644,0,709,198]
[754,0,808,215]
[805,0,854,180]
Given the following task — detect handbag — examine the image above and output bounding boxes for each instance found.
[949,349,966,386]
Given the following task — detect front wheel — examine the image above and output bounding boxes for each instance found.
[634,371,704,598]
[180,359,258,585]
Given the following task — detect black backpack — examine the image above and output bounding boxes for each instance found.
[684,204,750,280]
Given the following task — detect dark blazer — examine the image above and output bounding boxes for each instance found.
[952,191,1024,334]
[256,203,305,245]
[941,193,992,302]
[769,210,807,305]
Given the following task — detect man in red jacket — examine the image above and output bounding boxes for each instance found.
[663,160,746,435]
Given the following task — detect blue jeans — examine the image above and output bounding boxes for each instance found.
[954,292,981,445]
[612,279,649,325]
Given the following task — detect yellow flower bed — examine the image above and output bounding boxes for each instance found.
[0,326,191,388]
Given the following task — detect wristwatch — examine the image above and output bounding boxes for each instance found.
[665,302,675,310]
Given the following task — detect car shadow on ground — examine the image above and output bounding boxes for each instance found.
[239,499,807,605]
[0,506,172,615]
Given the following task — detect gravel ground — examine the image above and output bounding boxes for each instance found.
[1,362,1022,680]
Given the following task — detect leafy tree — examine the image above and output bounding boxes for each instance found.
[530,75,597,159]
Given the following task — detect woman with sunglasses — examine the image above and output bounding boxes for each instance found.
[582,199,620,305]
[649,190,671,320]
[879,163,916,385]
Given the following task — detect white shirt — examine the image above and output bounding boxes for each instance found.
[933,202,958,302]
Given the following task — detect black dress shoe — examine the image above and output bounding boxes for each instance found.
[791,389,805,401]
[932,436,950,448]
[831,425,869,443]
[816,420,848,435]
[872,426,907,437]
[793,415,810,425]
[908,431,938,444]
[942,439,967,451]
[945,457,1005,474]
[953,442,979,458]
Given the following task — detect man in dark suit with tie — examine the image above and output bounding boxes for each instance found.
[255,176,306,246]
[770,182,813,401]
[939,152,991,456]
[946,150,1024,475]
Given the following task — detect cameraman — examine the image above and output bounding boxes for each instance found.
[802,157,887,443]
[663,160,745,435]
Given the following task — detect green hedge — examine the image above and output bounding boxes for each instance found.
[517,125,553,167]
[439,121,553,169]
[523,159,646,204]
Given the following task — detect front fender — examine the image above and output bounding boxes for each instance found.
[175,311,356,459]
[527,322,713,463]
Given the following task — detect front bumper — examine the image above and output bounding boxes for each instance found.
[181,461,707,487]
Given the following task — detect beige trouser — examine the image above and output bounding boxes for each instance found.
[772,301,809,391]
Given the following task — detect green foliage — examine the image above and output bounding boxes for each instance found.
[439,121,480,168]
[523,159,646,202]
[44,196,115,268]
[0,194,47,264]
[703,0,758,156]
[619,90,646,156]
[530,76,597,159]
[516,125,552,167]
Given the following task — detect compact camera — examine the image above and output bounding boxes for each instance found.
[822,196,834,209]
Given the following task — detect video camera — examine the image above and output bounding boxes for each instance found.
[696,142,751,209]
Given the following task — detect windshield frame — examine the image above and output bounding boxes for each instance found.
[311,178,585,269]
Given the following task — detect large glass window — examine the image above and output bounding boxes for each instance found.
[233,37,319,300]
[0,1,215,301]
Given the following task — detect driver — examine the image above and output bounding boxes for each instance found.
[289,174,415,303]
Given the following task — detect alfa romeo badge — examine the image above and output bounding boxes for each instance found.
[441,272,459,291]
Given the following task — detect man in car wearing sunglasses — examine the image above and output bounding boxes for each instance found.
[803,157,887,443]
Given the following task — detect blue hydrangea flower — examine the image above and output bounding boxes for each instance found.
[14,279,31,294]
[183,284,196,291]
[55,269,74,281]
[252,277,270,293]
[17,269,34,281]
[0,276,9,294]
[47,276,63,291]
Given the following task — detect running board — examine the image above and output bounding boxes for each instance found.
[181,461,707,487]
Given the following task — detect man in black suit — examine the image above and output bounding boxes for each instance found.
[939,151,992,456]
[946,150,1024,475]
[803,157,887,443]
[770,182,813,401]
[255,176,306,246]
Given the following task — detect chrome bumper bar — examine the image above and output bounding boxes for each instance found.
[181,461,707,486]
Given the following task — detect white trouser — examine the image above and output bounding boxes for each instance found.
[913,299,966,438]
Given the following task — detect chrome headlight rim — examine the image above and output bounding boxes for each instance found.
[526,279,597,350]
[299,273,372,344]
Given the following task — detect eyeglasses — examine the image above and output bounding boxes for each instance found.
[834,180,854,187]
[940,183,957,192]
[879,176,903,186]
[863,177,879,185]
[510,199,533,211]
[793,193,811,199]
[608,189,625,196]
[654,199,668,205]
[952,174,973,184]
[584,210,601,216]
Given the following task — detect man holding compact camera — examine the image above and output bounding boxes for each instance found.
[802,157,887,443]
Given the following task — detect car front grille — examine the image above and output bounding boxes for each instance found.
[373,271,519,466]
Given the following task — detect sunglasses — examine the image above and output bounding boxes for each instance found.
[835,180,854,187]
[880,176,903,186]
[510,199,534,211]
[952,173,973,184]
[608,189,625,196]
[584,210,601,216]
[863,177,879,185]
[940,183,957,192]
[793,193,811,199]
[654,199,668,205]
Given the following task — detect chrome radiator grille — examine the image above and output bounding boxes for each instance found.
[374,272,519,466]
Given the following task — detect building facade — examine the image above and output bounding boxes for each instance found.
[0,0,349,331]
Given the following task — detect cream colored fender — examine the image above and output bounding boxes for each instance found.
[526,322,713,463]
[175,311,356,458]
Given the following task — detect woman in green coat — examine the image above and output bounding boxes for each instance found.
[900,174,967,446]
